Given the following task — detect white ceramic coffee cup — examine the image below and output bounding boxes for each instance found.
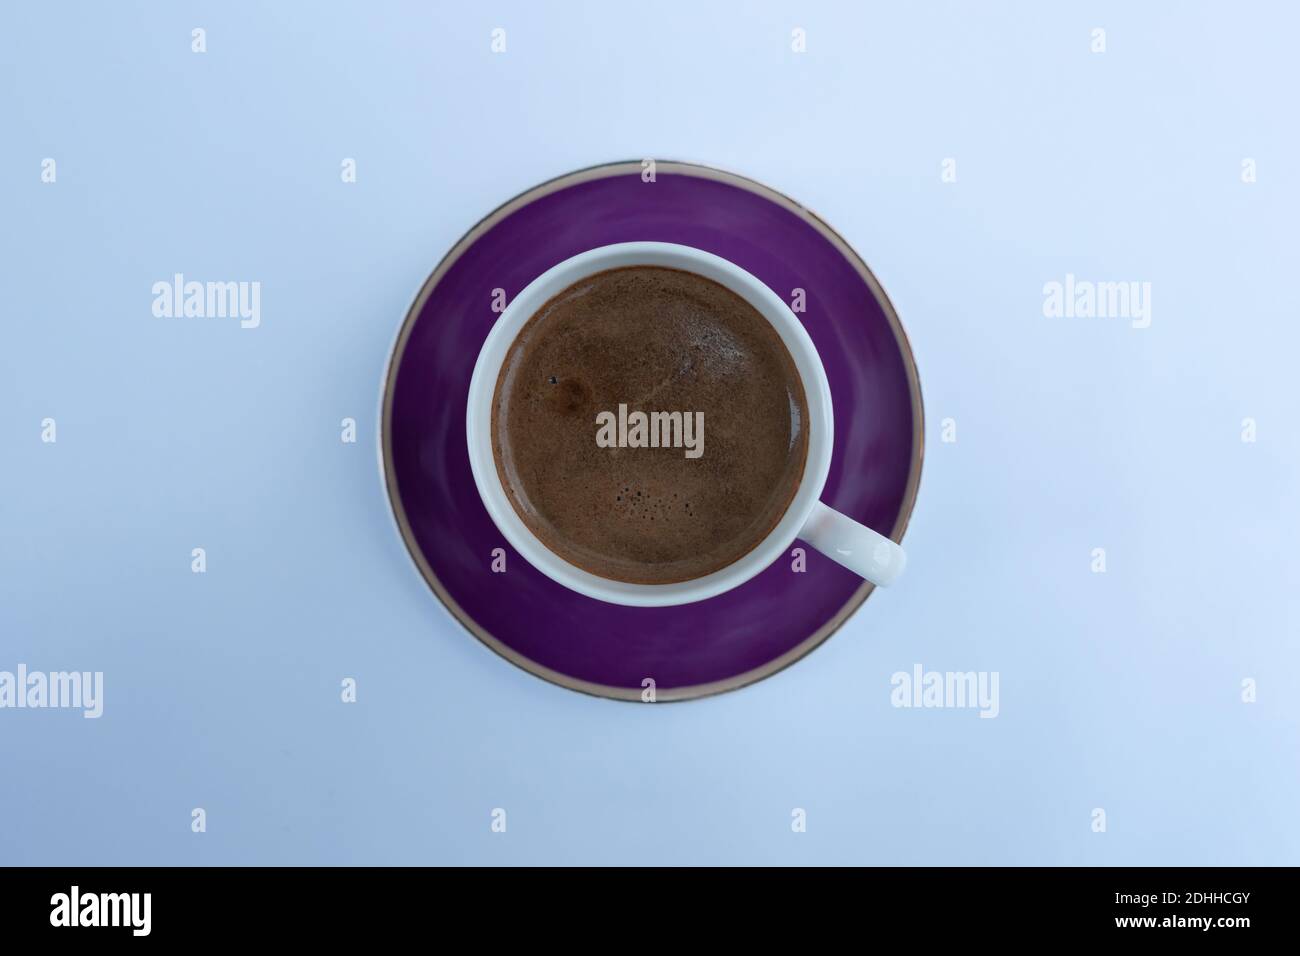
[466,242,906,607]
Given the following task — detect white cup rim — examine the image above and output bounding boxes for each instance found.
[465,241,834,607]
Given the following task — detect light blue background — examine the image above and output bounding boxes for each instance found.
[2,1,1297,865]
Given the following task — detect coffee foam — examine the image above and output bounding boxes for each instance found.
[491,266,809,585]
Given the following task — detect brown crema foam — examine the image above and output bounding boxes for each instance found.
[491,265,809,586]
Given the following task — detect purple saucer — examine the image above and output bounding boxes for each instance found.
[381,162,923,701]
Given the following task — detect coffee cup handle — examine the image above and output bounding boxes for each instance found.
[798,500,907,587]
